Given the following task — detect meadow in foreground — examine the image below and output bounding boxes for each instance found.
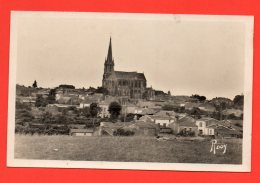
[14,135,242,164]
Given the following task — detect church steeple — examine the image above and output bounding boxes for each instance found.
[103,37,115,85]
[106,37,114,65]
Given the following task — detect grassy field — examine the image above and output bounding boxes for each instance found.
[14,135,242,164]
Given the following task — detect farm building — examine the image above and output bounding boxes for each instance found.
[69,129,94,136]
[128,121,159,136]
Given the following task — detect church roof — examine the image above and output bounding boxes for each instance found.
[114,71,146,80]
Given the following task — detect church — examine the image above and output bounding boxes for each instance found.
[102,37,149,99]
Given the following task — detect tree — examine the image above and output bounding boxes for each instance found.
[168,90,171,96]
[189,107,201,119]
[89,103,101,118]
[233,95,244,108]
[108,101,122,119]
[32,80,38,88]
[96,87,109,95]
[82,107,91,117]
[35,95,48,107]
[213,101,228,120]
[47,88,56,104]
[191,94,206,102]
[41,112,54,123]
[58,84,75,89]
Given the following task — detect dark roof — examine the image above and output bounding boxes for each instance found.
[179,121,198,127]
[198,117,219,126]
[213,126,241,135]
[178,116,196,123]
[177,116,197,127]
[130,120,159,129]
[114,71,146,80]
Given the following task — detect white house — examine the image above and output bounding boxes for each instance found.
[99,103,110,118]
[196,118,219,136]
[141,115,175,127]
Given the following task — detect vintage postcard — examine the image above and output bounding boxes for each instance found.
[7,11,253,172]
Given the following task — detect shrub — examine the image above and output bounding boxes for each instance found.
[235,123,243,128]
[177,129,195,137]
[113,129,135,136]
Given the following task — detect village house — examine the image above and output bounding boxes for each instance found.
[134,108,157,116]
[128,120,159,136]
[79,95,103,108]
[209,124,242,138]
[98,101,110,118]
[150,115,176,127]
[140,114,176,127]
[170,116,198,135]
[195,117,219,136]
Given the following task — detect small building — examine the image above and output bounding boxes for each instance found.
[211,125,242,138]
[69,129,94,136]
[195,117,219,136]
[150,115,175,127]
[128,120,159,136]
[134,108,156,116]
[99,102,110,118]
[170,116,198,135]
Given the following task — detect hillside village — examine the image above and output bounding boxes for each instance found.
[15,83,244,138]
[15,38,244,139]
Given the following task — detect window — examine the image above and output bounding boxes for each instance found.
[199,122,203,127]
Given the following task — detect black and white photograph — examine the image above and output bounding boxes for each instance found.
[7,11,253,172]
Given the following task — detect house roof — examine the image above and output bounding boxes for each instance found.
[114,71,146,81]
[178,116,196,123]
[154,110,176,117]
[137,108,156,115]
[129,120,159,129]
[150,115,175,120]
[213,125,241,135]
[177,116,197,127]
[198,117,219,126]
[178,121,198,127]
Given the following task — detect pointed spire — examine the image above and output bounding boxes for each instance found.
[106,36,113,64]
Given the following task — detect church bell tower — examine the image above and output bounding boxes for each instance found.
[102,37,114,86]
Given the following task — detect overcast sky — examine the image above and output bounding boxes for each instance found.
[13,12,249,99]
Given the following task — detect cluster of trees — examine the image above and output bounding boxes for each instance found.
[96,87,109,95]
[58,84,75,89]
[154,90,167,96]
[35,87,61,107]
[108,101,122,119]
[177,129,195,137]
[191,94,206,102]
